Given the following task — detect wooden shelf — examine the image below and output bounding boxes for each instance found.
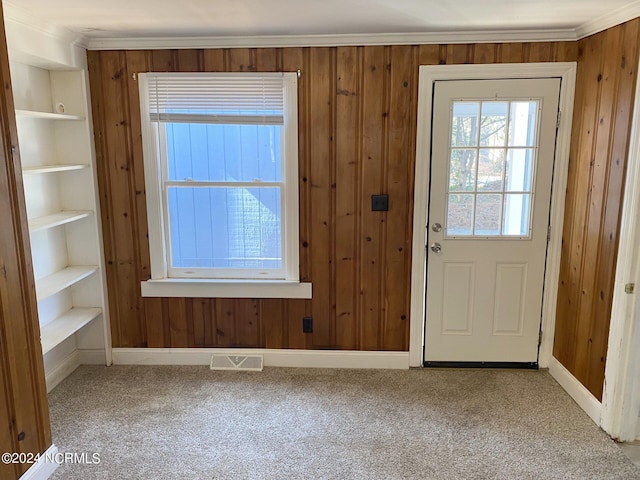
[15,109,84,121]
[40,307,102,354]
[35,266,98,301]
[29,210,92,233]
[23,164,88,175]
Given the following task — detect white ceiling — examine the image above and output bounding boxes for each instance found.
[5,0,640,41]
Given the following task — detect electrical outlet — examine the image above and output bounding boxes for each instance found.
[302,317,313,333]
[371,194,389,211]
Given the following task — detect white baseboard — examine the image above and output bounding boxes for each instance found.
[112,348,410,369]
[19,444,58,480]
[45,351,80,393]
[549,356,602,425]
[78,349,107,365]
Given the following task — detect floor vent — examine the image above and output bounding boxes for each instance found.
[210,354,264,371]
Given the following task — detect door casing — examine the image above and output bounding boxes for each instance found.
[409,63,577,368]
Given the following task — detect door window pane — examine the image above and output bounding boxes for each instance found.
[447,194,474,236]
[445,100,540,238]
[477,149,505,192]
[475,194,502,236]
[451,102,480,147]
[449,149,477,192]
[508,102,538,147]
[502,194,531,236]
[505,149,534,192]
[480,102,508,147]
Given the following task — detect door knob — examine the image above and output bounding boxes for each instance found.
[430,242,442,253]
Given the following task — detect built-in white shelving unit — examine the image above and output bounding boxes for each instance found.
[23,164,89,175]
[35,266,99,301]
[6,12,112,391]
[28,210,93,232]
[40,308,102,354]
[15,109,85,121]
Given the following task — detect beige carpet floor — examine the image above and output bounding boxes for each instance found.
[48,366,640,479]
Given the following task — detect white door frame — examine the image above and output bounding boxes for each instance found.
[600,51,640,442]
[409,63,577,368]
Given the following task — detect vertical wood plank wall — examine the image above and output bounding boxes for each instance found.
[0,2,52,478]
[88,42,578,352]
[554,19,640,400]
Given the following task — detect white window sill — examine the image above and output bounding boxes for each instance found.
[141,278,312,299]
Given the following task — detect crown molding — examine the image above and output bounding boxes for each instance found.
[2,0,88,49]
[575,0,640,39]
[86,29,580,50]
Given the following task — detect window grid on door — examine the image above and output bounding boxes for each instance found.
[445,99,541,238]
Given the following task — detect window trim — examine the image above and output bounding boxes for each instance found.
[138,72,309,297]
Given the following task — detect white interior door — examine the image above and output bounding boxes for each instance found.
[424,78,560,364]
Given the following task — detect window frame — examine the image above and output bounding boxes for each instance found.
[138,72,305,294]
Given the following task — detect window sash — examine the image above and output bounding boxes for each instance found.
[165,184,286,280]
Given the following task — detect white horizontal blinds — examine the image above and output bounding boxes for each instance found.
[146,73,285,125]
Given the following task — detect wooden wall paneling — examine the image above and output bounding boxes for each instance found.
[0,197,50,469]
[473,44,498,64]
[228,48,254,72]
[215,299,237,346]
[554,34,603,371]
[191,298,207,346]
[255,48,279,72]
[381,46,415,351]
[573,26,622,385]
[308,47,335,347]
[167,298,189,347]
[93,51,144,347]
[418,44,440,65]
[358,46,386,350]
[0,355,19,479]
[334,46,360,349]
[177,49,203,72]
[205,300,217,346]
[0,1,52,472]
[88,50,120,346]
[151,49,176,72]
[528,42,555,62]
[444,44,472,64]
[498,43,527,63]
[203,49,226,71]
[587,20,640,396]
[157,297,170,347]
[285,299,309,349]
[144,297,166,348]
[553,20,640,400]
[233,299,261,347]
[553,43,587,367]
[123,50,155,347]
[281,47,312,349]
[556,42,579,63]
[261,299,285,348]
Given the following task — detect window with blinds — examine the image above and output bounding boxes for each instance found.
[138,72,300,281]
